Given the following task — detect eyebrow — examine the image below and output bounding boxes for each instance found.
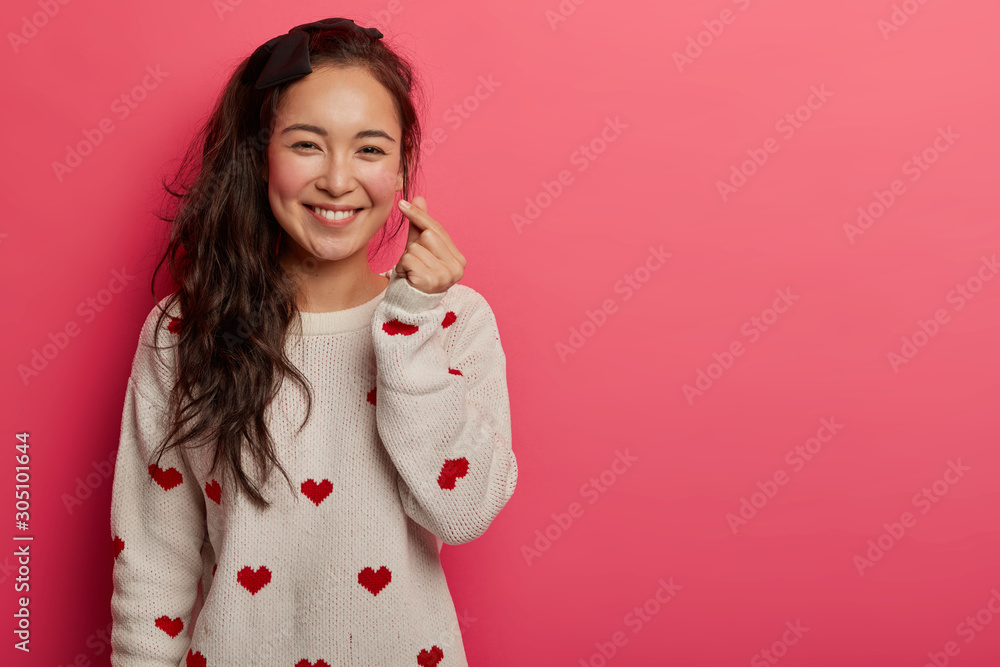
[280,123,396,142]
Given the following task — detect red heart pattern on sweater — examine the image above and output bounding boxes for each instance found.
[437,457,469,490]
[357,566,391,596]
[205,479,221,504]
[417,645,444,667]
[382,319,419,336]
[112,535,124,559]
[237,565,272,595]
[155,615,184,637]
[301,478,333,506]
[382,310,457,337]
[151,302,472,661]
[148,464,182,490]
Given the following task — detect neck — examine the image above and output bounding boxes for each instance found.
[279,247,389,313]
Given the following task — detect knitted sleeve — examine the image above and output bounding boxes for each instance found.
[110,301,207,666]
[371,272,518,545]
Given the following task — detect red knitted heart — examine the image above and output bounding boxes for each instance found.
[294,660,331,667]
[186,649,207,667]
[417,645,444,667]
[442,311,456,328]
[237,565,272,595]
[437,458,469,490]
[366,387,377,405]
[357,566,391,596]
[205,479,221,504]
[149,464,182,490]
[448,367,463,376]
[168,316,183,334]
[382,319,419,336]
[301,479,332,506]
[112,535,124,559]
[155,615,183,638]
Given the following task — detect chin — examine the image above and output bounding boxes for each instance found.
[311,242,365,259]
[308,250,352,262]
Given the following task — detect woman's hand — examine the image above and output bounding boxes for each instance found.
[394,195,466,294]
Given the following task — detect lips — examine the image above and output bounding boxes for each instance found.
[308,204,362,215]
[305,204,363,226]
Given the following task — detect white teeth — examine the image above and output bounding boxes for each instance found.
[311,206,359,221]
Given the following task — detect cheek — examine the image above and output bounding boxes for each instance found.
[267,153,311,199]
[359,163,401,202]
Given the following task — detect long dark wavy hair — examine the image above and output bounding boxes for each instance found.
[144,20,424,508]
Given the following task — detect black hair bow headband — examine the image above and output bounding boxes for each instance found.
[241,18,384,90]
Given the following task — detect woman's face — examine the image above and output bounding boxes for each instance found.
[265,65,404,268]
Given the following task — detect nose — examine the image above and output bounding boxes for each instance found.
[315,151,356,195]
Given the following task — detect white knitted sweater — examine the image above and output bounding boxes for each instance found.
[109,268,517,667]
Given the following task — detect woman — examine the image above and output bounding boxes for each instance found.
[109,17,517,666]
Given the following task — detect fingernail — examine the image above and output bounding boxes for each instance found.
[399,199,411,209]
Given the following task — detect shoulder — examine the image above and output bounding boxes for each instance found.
[130,292,183,408]
[137,292,183,350]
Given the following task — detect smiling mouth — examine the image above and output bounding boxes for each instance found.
[306,205,363,222]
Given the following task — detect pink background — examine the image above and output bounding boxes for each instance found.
[2,0,999,665]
